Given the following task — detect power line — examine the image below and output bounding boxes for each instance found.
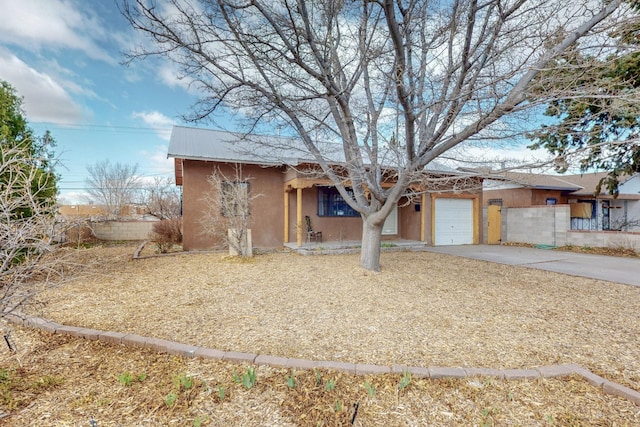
[33,122,175,135]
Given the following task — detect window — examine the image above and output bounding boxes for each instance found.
[221,181,249,217]
[317,187,359,217]
[546,198,557,205]
[488,198,503,206]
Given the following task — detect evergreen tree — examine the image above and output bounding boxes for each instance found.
[529,4,640,196]
[0,80,58,217]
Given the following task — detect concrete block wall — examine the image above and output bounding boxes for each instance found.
[92,221,157,241]
[503,205,570,247]
[567,230,640,251]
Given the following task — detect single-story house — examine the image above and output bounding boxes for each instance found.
[168,126,484,251]
[483,171,640,232]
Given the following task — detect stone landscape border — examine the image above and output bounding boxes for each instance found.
[4,311,639,406]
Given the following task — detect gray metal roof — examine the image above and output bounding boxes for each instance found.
[168,125,461,173]
[168,126,310,166]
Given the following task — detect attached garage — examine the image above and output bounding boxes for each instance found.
[433,198,474,245]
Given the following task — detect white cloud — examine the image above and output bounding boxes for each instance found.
[0,50,87,124]
[139,144,174,177]
[132,111,176,141]
[0,0,115,64]
[57,190,90,205]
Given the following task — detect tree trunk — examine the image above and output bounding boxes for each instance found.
[360,217,383,272]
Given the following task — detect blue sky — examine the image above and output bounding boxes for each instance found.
[0,0,557,205]
[0,0,208,204]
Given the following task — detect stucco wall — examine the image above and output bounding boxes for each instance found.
[484,188,568,207]
[182,161,286,250]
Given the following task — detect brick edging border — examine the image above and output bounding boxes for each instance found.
[4,312,639,406]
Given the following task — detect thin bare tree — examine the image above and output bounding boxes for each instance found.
[122,0,635,270]
[1,145,61,318]
[84,160,140,219]
[199,165,259,256]
[141,176,182,220]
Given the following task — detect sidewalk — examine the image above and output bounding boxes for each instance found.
[422,245,640,287]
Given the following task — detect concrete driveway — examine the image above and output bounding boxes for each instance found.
[422,245,640,287]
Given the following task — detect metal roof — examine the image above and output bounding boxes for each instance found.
[167,126,459,173]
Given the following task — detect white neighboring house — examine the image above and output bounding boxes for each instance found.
[612,175,640,231]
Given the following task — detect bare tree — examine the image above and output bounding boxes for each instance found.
[141,176,181,220]
[1,145,62,318]
[122,0,634,270]
[199,165,259,256]
[85,160,140,218]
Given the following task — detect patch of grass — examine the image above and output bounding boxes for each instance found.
[364,381,376,398]
[116,372,134,386]
[217,385,225,401]
[324,378,336,391]
[116,371,146,387]
[398,370,411,391]
[176,373,194,390]
[165,391,178,407]
[234,367,257,390]
[286,369,296,388]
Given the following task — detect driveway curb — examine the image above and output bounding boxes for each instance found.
[4,312,639,406]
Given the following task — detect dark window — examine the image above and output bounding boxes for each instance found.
[488,198,503,206]
[317,187,359,217]
[221,181,249,217]
[546,198,557,205]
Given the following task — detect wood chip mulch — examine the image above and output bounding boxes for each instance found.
[2,242,639,425]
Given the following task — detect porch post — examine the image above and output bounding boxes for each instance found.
[296,188,303,247]
[284,187,289,243]
[420,193,426,242]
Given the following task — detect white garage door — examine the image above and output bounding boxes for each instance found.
[434,198,473,245]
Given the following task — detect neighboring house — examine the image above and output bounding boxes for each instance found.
[168,126,484,251]
[484,171,640,232]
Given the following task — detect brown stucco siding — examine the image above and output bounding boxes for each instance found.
[485,188,568,207]
[181,160,285,250]
[398,200,421,241]
[287,186,364,243]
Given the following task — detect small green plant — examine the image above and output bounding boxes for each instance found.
[217,385,226,401]
[364,381,376,398]
[334,399,343,413]
[480,407,498,427]
[398,370,411,390]
[193,415,209,426]
[117,372,135,387]
[286,369,296,388]
[313,369,322,386]
[117,372,146,387]
[241,367,257,390]
[176,373,194,390]
[232,369,241,384]
[507,390,514,402]
[325,378,336,391]
[381,242,396,248]
[165,391,178,407]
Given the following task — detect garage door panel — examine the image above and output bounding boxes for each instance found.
[434,198,473,245]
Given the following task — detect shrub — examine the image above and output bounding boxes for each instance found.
[150,218,182,253]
